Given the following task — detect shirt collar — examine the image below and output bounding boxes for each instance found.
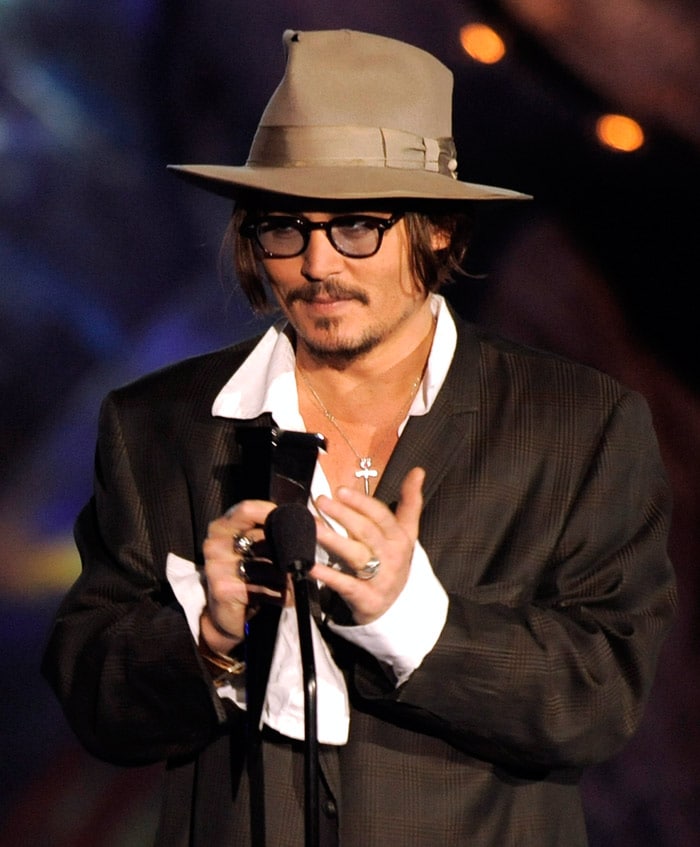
[211,293,457,424]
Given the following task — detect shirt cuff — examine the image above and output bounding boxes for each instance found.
[326,541,448,684]
[165,552,247,706]
[165,552,207,636]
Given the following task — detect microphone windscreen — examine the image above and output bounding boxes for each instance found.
[264,503,317,572]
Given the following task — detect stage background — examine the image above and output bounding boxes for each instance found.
[1,2,698,844]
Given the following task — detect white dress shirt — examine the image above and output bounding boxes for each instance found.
[167,293,455,744]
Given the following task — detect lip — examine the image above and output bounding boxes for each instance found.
[300,295,357,312]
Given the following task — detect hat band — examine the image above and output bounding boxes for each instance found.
[247,125,458,178]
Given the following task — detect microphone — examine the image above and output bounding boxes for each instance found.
[264,503,317,576]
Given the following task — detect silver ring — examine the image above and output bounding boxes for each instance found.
[233,534,254,557]
[356,557,381,580]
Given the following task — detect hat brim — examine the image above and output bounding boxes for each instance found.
[168,164,531,202]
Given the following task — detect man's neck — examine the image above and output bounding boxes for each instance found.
[294,302,437,423]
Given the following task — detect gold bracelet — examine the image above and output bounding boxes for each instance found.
[198,636,246,687]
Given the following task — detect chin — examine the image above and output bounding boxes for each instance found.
[302,330,382,363]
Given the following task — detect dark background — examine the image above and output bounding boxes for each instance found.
[1,1,698,844]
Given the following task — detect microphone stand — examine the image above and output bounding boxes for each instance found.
[289,560,319,847]
[265,500,322,847]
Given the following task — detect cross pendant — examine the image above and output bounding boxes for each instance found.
[355,457,378,496]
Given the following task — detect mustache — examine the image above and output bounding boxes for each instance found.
[285,279,369,307]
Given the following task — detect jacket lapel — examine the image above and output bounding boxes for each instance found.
[376,315,481,509]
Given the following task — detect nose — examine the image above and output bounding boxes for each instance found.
[300,228,344,282]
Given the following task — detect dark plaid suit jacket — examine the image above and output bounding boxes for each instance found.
[42,313,676,846]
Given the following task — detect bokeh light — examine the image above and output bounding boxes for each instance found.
[596,113,645,152]
[459,23,506,64]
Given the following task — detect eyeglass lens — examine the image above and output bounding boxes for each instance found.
[250,214,398,258]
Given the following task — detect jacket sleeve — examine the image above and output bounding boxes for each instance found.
[41,390,239,767]
[353,389,677,773]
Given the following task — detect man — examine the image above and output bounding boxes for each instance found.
[42,29,676,847]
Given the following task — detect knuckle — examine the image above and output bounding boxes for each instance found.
[203,536,229,559]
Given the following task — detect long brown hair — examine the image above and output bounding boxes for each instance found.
[219,203,473,313]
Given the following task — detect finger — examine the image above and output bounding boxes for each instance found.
[203,564,250,642]
[313,509,385,568]
[203,533,242,566]
[394,466,425,543]
[307,560,398,626]
[314,488,391,547]
[208,500,277,537]
[315,473,421,553]
[308,561,365,594]
[223,499,277,521]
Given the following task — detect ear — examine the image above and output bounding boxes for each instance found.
[430,226,450,251]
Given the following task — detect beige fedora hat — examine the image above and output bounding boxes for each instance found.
[169,29,530,202]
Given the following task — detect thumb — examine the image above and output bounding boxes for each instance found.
[394,467,425,543]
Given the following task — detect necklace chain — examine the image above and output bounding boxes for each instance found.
[297,367,421,495]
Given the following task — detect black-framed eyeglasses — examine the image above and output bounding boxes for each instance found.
[240,212,404,259]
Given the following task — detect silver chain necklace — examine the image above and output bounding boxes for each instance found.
[297,367,421,495]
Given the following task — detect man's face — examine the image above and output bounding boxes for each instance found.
[260,211,429,362]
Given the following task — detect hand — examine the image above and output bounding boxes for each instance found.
[201,499,279,653]
[310,467,425,625]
